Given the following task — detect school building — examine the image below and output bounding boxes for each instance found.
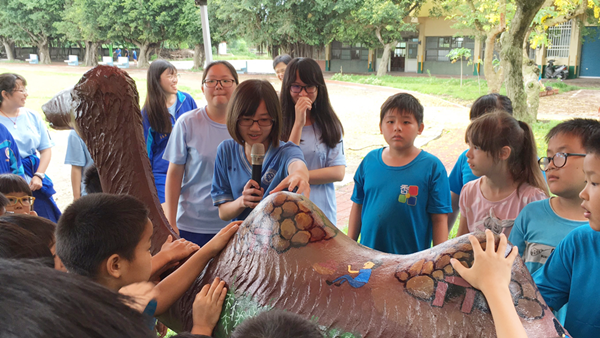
[323,9,600,78]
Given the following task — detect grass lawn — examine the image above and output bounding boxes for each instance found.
[330,73,591,103]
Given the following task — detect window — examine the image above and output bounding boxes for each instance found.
[331,41,369,60]
[547,21,572,58]
[425,36,475,62]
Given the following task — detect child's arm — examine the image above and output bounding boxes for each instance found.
[270,160,310,197]
[150,235,200,281]
[70,165,83,199]
[152,221,240,316]
[217,180,263,221]
[451,230,526,338]
[347,202,362,241]
[190,277,228,336]
[307,166,345,185]
[431,213,449,245]
[165,163,185,233]
[456,214,470,237]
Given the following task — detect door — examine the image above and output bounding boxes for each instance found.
[390,42,406,72]
[580,27,600,77]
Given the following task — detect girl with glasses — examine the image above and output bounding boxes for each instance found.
[0,173,37,215]
[211,79,310,221]
[279,57,346,226]
[142,60,197,207]
[456,112,549,238]
[163,61,239,246]
[0,73,60,222]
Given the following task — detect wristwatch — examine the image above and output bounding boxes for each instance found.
[33,172,46,180]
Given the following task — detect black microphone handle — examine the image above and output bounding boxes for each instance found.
[251,164,262,197]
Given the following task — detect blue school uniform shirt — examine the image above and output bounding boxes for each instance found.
[532,225,600,338]
[142,91,197,203]
[0,123,24,176]
[163,106,230,234]
[351,148,452,254]
[64,130,94,196]
[298,124,346,225]
[212,140,306,221]
[448,150,479,195]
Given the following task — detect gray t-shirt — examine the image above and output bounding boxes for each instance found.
[163,106,232,233]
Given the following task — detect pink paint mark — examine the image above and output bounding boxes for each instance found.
[445,276,472,288]
[432,281,448,307]
[461,288,476,314]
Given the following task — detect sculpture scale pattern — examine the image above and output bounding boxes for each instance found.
[42,66,568,337]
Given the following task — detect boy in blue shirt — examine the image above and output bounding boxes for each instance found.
[348,93,451,254]
[64,130,94,199]
[532,131,600,338]
[510,119,599,273]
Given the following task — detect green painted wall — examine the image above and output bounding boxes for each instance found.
[329,60,369,73]
[422,61,482,76]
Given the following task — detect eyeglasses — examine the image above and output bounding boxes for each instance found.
[237,118,274,127]
[290,85,317,94]
[15,88,27,94]
[6,196,35,206]
[538,152,586,171]
[203,79,235,88]
[167,73,180,81]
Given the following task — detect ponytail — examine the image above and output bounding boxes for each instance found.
[514,121,549,196]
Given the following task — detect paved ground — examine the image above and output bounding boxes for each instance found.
[1,62,598,225]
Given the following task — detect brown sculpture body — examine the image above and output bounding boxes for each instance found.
[42,66,567,337]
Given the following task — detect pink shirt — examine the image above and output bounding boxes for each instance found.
[459,178,547,237]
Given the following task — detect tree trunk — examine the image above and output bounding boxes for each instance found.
[137,43,154,68]
[193,43,205,70]
[500,0,545,123]
[483,33,504,93]
[377,42,396,77]
[37,38,51,64]
[523,57,541,121]
[1,39,14,61]
[84,41,100,67]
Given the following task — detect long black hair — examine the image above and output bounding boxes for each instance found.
[143,60,177,134]
[280,57,343,149]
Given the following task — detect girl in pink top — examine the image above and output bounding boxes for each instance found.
[457,111,549,237]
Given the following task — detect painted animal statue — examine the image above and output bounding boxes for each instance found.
[42,66,568,337]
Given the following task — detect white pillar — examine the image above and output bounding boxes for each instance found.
[200,5,213,67]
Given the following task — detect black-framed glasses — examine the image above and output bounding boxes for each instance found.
[538,152,586,171]
[203,79,235,88]
[5,196,35,206]
[237,118,274,127]
[290,84,317,94]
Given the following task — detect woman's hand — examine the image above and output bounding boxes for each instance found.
[294,97,312,127]
[240,179,264,209]
[271,172,311,198]
[29,175,43,191]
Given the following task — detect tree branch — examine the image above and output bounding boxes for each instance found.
[543,0,588,27]
[465,0,484,32]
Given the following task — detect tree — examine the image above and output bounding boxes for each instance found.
[0,0,65,64]
[56,0,110,66]
[432,0,516,93]
[447,47,472,86]
[334,0,424,76]
[0,9,29,61]
[500,0,546,123]
[97,0,188,68]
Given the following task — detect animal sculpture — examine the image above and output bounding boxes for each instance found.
[42,66,567,337]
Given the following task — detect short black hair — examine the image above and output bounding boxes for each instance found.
[0,193,8,209]
[380,93,424,125]
[469,94,513,120]
[273,54,292,69]
[1,213,56,248]
[545,118,600,146]
[56,193,149,279]
[231,310,323,338]
[585,131,600,156]
[0,221,54,267]
[83,165,102,194]
[0,173,32,195]
[0,259,155,338]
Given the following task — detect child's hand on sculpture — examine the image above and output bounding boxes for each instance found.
[191,277,228,336]
[160,235,200,263]
[203,221,242,257]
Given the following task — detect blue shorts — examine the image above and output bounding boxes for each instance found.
[179,230,216,247]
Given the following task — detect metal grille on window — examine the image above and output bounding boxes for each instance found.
[547,21,572,58]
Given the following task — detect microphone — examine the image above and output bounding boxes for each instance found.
[250,143,265,196]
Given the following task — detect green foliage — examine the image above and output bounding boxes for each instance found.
[0,0,65,45]
[446,48,472,63]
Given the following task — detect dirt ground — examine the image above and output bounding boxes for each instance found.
[1,62,598,211]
